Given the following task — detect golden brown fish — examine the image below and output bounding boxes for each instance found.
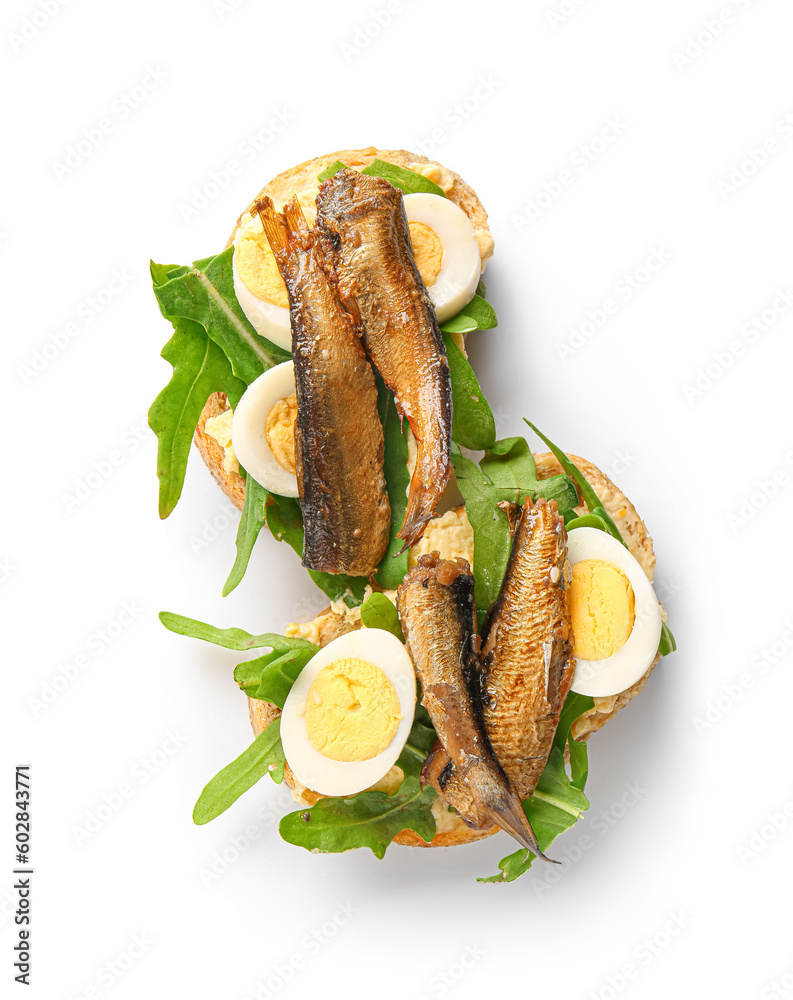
[255,196,390,578]
[315,169,452,549]
[481,497,575,798]
[424,497,574,826]
[396,553,549,858]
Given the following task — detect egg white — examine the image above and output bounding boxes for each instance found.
[230,361,299,498]
[567,527,662,698]
[403,192,481,322]
[232,216,292,352]
[280,629,417,797]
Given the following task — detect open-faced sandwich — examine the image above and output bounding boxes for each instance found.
[150,147,676,881]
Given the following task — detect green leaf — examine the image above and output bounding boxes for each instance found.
[279,776,436,859]
[360,158,446,197]
[564,513,614,532]
[453,438,577,626]
[152,247,290,386]
[658,621,676,656]
[553,691,594,789]
[317,160,347,181]
[533,474,580,513]
[222,474,268,596]
[479,437,578,517]
[440,294,498,334]
[524,419,625,547]
[451,446,513,627]
[480,437,537,501]
[249,645,319,708]
[159,611,314,652]
[478,692,594,883]
[360,593,404,641]
[265,493,369,606]
[373,376,410,590]
[395,704,436,782]
[442,331,496,450]
[148,279,246,519]
[192,719,285,825]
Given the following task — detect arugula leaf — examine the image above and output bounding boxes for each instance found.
[222,474,267,596]
[450,446,513,627]
[395,704,436,782]
[442,331,496,450]
[152,248,289,385]
[193,718,285,825]
[373,376,410,590]
[480,438,577,514]
[317,160,347,181]
[159,610,318,707]
[279,776,436,859]
[524,420,625,546]
[265,493,368,606]
[247,645,318,708]
[361,158,445,197]
[478,692,594,883]
[553,691,594,787]
[659,621,676,656]
[360,592,404,641]
[534,474,580,512]
[149,266,247,519]
[453,438,578,625]
[158,611,312,653]
[317,158,446,197]
[564,513,615,532]
[480,437,536,498]
[440,294,498,334]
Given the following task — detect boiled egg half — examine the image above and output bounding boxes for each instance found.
[567,527,662,697]
[402,193,482,322]
[280,629,417,797]
[230,361,299,497]
[232,211,298,352]
[232,188,482,347]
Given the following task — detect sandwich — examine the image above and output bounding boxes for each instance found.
[149,147,676,881]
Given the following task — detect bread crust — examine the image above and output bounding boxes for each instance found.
[226,146,490,250]
[244,454,662,849]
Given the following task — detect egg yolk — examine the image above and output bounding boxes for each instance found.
[408,221,443,287]
[264,393,297,474]
[236,223,289,308]
[570,559,635,660]
[305,657,401,762]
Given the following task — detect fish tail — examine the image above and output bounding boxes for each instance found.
[397,444,441,548]
[468,762,557,863]
[252,196,292,260]
[281,195,309,233]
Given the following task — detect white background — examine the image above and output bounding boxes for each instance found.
[4,0,792,997]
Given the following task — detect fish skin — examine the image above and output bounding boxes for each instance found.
[255,196,390,578]
[425,498,574,825]
[481,497,575,800]
[397,554,549,858]
[315,170,452,549]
